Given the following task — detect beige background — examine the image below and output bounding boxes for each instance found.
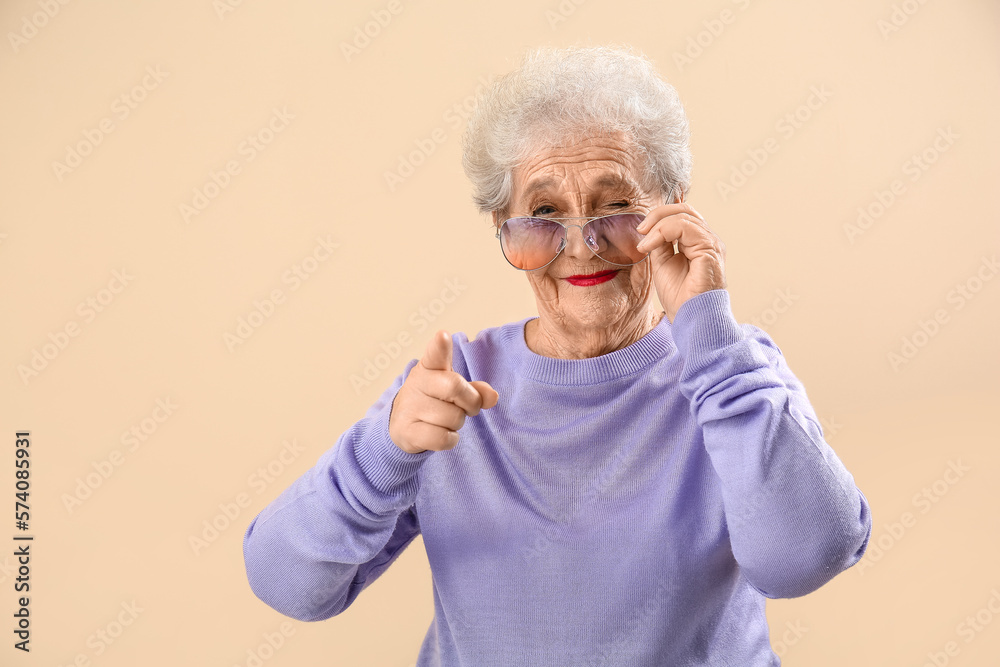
[2,0,998,664]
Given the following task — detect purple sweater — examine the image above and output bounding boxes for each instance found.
[242,289,872,666]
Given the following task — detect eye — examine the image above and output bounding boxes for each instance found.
[532,205,557,216]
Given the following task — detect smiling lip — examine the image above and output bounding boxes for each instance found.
[565,270,619,286]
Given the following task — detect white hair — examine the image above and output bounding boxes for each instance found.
[461,43,693,219]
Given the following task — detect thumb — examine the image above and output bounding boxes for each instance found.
[421,329,453,372]
[469,381,499,410]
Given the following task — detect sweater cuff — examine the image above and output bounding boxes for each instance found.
[671,289,746,366]
[351,391,434,501]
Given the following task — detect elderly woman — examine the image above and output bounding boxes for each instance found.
[243,44,872,665]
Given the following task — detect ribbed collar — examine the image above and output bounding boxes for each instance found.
[501,314,675,385]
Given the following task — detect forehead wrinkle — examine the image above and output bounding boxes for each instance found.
[522,164,641,209]
[508,135,648,217]
[522,176,558,200]
[593,172,643,196]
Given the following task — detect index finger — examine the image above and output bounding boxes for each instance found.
[419,331,484,416]
[636,202,704,232]
[635,209,718,257]
[421,330,453,372]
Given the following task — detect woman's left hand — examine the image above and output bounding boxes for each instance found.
[635,202,727,323]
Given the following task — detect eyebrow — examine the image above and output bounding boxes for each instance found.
[595,173,642,191]
[522,177,558,199]
[521,172,642,200]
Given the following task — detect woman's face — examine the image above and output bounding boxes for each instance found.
[496,131,674,332]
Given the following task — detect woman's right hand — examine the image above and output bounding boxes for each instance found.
[388,330,499,454]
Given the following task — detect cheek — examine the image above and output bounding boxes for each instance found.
[627,265,651,291]
[526,271,554,291]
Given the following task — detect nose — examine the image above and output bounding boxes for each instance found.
[560,222,600,262]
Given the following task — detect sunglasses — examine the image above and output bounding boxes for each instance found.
[495,212,649,271]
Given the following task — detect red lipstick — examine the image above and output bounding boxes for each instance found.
[564,270,619,286]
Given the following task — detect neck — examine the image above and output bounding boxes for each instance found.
[526,307,665,359]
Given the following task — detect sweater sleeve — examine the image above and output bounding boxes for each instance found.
[242,357,435,621]
[671,289,872,599]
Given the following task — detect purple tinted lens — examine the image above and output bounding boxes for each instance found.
[586,213,647,266]
[499,213,647,270]
[499,217,564,270]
